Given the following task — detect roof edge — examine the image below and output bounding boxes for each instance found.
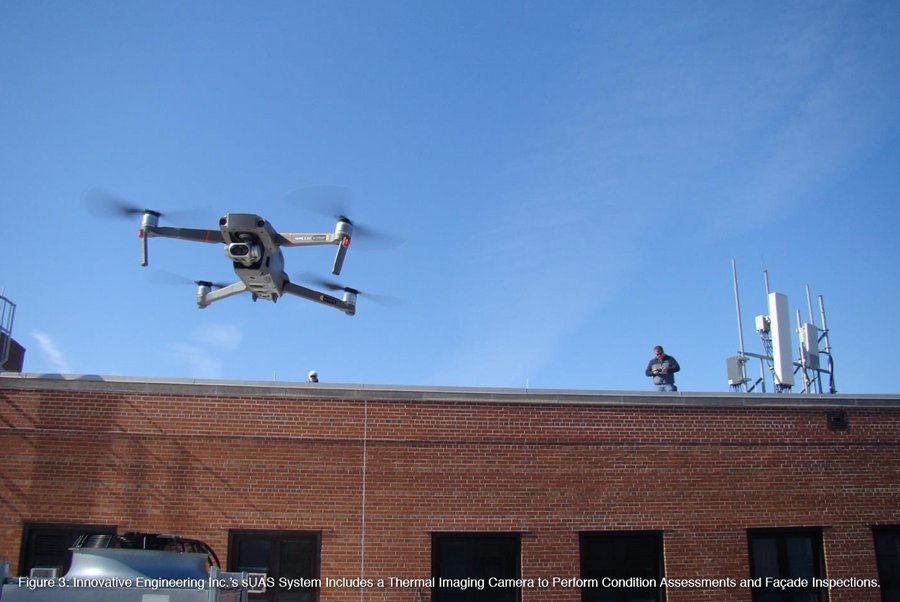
[2,372,899,409]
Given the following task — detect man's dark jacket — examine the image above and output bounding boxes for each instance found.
[645,354,680,385]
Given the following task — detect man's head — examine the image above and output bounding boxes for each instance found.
[654,346,665,357]
[308,370,318,382]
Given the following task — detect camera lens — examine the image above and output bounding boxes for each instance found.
[231,244,249,256]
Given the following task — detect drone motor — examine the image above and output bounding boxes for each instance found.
[342,288,358,307]
[331,217,353,275]
[196,282,211,308]
[138,210,161,267]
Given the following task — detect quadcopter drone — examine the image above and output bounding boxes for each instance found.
[87,189,392,315]
[139,211,359,313]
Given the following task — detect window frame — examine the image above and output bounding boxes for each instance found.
[579,530,666,602]
[227,529,321,602]
[746,527,829,602]
[873,525,900,602]
[18,522,117,577]
[431,532,522,602]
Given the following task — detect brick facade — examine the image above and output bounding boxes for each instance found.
[1,375,899,601]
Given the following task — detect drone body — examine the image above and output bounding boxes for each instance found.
[139,211,357,314]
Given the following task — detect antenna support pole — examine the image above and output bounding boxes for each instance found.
[805,285,816,327]
[732,259,746,355]
[731,259,749,391]
[819,295,836,393]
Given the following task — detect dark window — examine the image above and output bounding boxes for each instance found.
[874,526,900,602]
[747,528,827,602]
[580,531,665,602]
[18,523,117,577]
[228,530,320,602]
[432,533,521,602]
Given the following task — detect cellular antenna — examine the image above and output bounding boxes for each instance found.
[727,261,836,394]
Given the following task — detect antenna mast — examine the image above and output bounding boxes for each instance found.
[727,261,836,394]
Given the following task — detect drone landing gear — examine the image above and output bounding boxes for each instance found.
[139,211,161,267]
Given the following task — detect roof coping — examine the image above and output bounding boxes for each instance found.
[3,372,900,409]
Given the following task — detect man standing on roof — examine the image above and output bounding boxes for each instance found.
[646,346,680,392]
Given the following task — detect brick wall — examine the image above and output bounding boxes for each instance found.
[1,377,899,601]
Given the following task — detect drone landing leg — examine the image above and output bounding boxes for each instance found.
[140,230,149,266]
[283,282,356,316]
[198,282,249,309]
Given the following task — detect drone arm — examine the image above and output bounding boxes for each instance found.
[277,220,353,275]
[145,226,226,244]
[274,232,337,247]
[140,226,225,267]
[198,281,249,309]
[282,282,356,316]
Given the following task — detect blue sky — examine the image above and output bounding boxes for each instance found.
[2,1,899,393]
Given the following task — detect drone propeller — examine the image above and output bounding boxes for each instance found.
[292,272,404,307]
[82,187,205,223]
[286,185,353,220]
[149,270,230,290]
[196,280,230,290]
[284,185,404,249]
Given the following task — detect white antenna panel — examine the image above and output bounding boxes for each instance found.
[800,323,820,370]
[768,292,794,387]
